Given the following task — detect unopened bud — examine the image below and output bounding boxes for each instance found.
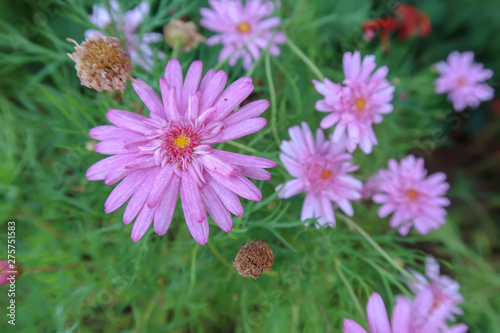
[0,259,22,285]
[164,19,205,52]
[67,36,133,92]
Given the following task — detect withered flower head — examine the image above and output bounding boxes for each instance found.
[163,19,205,52]
[67,36,133,92]
[232,240,274,279]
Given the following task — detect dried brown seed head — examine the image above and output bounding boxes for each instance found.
[232,240,274,279]
[163,19,205,52]
[67,35,133,92]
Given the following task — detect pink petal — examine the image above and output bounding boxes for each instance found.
[200,70,227,112]
[147,164,175,208]
[154,175,180,235]
[86,154,134,180]
[180,60,203,112]
[213,77,254,120]
[89,125,141,141]
[201,185,232,232]
[180,171,209,244]
[239,166,271,180]
[206,169,262,201]
[219,118,267,142]
[131,205,154,242]
[367,293,391,333]
[201,153,240,177]
[205,173,244,216]
[212,149,277,168]
[276,179,304,198]
[106,109,151,133]
[164,59,183,102]
[391,297,410,333]
[132,79,164,119]
[123,167,161,224]
[342,319,368,333]
[224,99,270,126]
[104,169,148,213]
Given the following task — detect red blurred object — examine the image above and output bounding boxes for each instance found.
[361,3,431,52]
[395,4,431,39]
[490,99,500,115]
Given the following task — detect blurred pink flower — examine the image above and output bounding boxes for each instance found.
[435,51,494,112]
[342,291,464,333]
[360,171,383,200]
[276,122,362,227]
[0,260,20,285]
[313,51,395,154]
[200,0,286,70]
[86,59,276,244]
[85,0,165,71]
[372,155,450,236]
[406,256,465,322]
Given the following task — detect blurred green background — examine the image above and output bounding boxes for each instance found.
[0,0,499,332]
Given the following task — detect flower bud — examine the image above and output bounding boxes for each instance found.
[163,19,205,52]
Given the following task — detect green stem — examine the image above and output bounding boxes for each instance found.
[264,53,281,147]
[336,213,416,282]
[208,240,233,270]
[226,140,259,154]
[334,258,365,320]
[171,38,181,60]
[285,36,324,81]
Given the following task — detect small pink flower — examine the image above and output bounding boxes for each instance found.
[313,51,395,154]
[406,256,465,322]
[360,171,383,200]
[372,155,450,236]
[86,59,276,244]
[200,0,286,70]
[276,122,362,227]
[435,51,494,112]
[86,0,165,71]
[342,291,465,333]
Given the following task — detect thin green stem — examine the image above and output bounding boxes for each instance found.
[264,53,281,147]
[226,140,259,154]
[334,258,365,320]
[285,36,324,81]
[336,213,416,282]
[188,245,199,293]
[207,240,233,270]
[171,39,181,60]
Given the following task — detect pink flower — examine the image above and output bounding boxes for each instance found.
[86,59,276,244]
[342,291,463,333]
[200,0,286,70]
[435,51,494,112]
[406,256,465,322]
[85,0,165,71]
[360,171,383,200]
[313,51,394,154]
[276,122,362,227]
[372,155,450,236]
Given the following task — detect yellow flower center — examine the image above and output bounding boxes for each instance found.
[321,170,333,180]
[407,189,419,200]
[174,135,190,149]
[237,22,251,33]
[355,98,366,111]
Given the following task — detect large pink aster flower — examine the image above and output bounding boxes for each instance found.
[313,51,395,154]
[85,0,165,71]
[86,59,276,244]
[406,256,465,322]
[372,155,450,236]
[276,122,362,227]
[435,51,494,112]
[200,0,286,70]
[342,291,464,333]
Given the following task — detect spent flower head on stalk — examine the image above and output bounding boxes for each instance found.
[86,59,276,244]
[200,0,286,70]
[434,51,494,112]
[67,36,132,92]
[86,0,164,71]
[164,19,205,52]
[232,240,274,279]
[276,122,362,227]
[313,51,395,154]
[372,155,450,236]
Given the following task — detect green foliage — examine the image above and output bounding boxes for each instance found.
[0,0,499,332]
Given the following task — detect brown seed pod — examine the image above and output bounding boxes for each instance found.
[232,240,274,279]
[163,19,205,52]
[67,35,133,92]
